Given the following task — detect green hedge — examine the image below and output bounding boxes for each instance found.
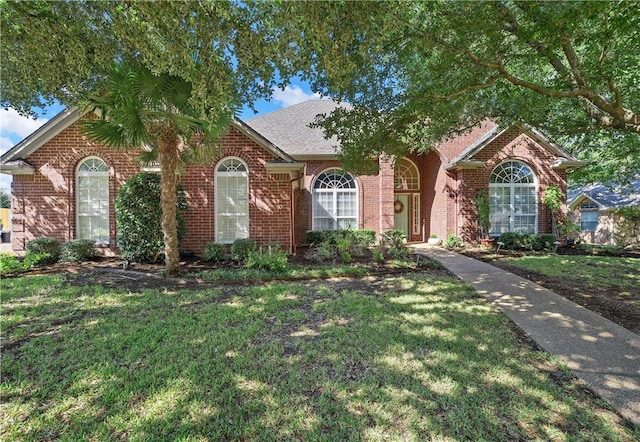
[498,233,557,251]
[61,239,96,262]
[305,229,376,247]
[25,237,61,264]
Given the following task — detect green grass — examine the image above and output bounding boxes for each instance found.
[191,259,427,281]
[2,272,637,441]
[501,255,640,290]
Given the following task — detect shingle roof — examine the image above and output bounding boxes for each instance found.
[568,180,640,210]
[244,100,345,157]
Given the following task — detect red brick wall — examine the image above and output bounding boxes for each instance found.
[449,129,568,243]
[10,120,568,254]
[11,123,295,255]
[179,127,293,253]
[11,124,140,253]
[294,159,390,246]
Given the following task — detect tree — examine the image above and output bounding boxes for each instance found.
[259,1,639,182]
[0,190,10,209]
[2,1,293,275]
[82,62,232,276]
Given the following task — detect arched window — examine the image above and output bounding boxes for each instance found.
[312,169,358,230]
[216,157,249,243]
[76,157,109,243]
[489,161,538,234]
[394,158,420,190]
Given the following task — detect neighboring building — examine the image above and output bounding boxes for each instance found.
[0,100,585,255]
[568,180,640,246]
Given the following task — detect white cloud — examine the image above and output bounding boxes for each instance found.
[271,85,322,107]
[0,109,49,192]
[0,137,14,152]
[0,109,49,153]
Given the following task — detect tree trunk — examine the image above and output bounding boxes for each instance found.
[158,131,181,277]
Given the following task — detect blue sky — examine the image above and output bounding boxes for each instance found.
[0,83,322,192]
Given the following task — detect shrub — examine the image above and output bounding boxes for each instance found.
[305,229,376,247]
[498,232,522,250]
[579,243,624,256]
[341,251,353,264]
[0,252,24,275]
[245,245,289,272]
[499,233,557,251]
[203,242,226,262]
[61,239,96,262]
[615,207,640,247]
[115,173,187,263]
[443,233,463,248]
[305,242,335,262]
[231,238,256,262]
[372,247,385,264]
[23,252,53,269]
[380,229,406,249]
[25,237,61,264]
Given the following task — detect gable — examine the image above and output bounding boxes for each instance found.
[0,108,302,176]
[568,180,640,210]
[445,125,587,171]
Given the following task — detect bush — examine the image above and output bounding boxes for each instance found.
[61,239,96,262]
[0,252,24,275]
[203,242,226,262]
[521,233,557,251]
[380,229,406,249]
[25,237,61,264]
[498,232,521,250]
[231,238,256,262]
[304,242,336,262]
[579,243,624,256]
[372,247,385,264]
[499,233,557,251]
[305,229,376,247]
[116,173,187,263]
[341,251,353,264]
[245,245,289,272]
[443,233,463,248]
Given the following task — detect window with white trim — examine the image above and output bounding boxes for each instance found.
[579,203,599,231]
[216,157,249,243]
[76,157,109,244]
[489,161,538,234]
[394,158,420,190]
[312,169,358,230]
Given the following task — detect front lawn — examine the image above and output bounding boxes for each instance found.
[499,255,640,291]
[2,272,637,441]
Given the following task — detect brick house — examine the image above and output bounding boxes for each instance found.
[0,100,585,255]
[567,180,640,246]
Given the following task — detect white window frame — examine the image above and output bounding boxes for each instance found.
[76,156,110,244]
[580,209,599,231]
[215,157,249,244]
[489,161,538,235]
[312,168,358,230]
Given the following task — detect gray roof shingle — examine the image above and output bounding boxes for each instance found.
[244,100,344,157]
[568,179,640,209]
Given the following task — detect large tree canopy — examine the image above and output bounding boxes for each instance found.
[3,1,638,184]
[259,0,640,182]
[1,0,284,117]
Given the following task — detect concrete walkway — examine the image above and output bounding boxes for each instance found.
[415,246,640,426]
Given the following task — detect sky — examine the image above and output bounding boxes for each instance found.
[0,83,322,193]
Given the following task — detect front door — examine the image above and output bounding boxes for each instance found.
[393,194,410,240]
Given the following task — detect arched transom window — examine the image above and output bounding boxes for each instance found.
[489,161,538,234]
[76,156,109,243]
[216,157,249,243]
[312,169,358,230]
[394,158,420,190]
